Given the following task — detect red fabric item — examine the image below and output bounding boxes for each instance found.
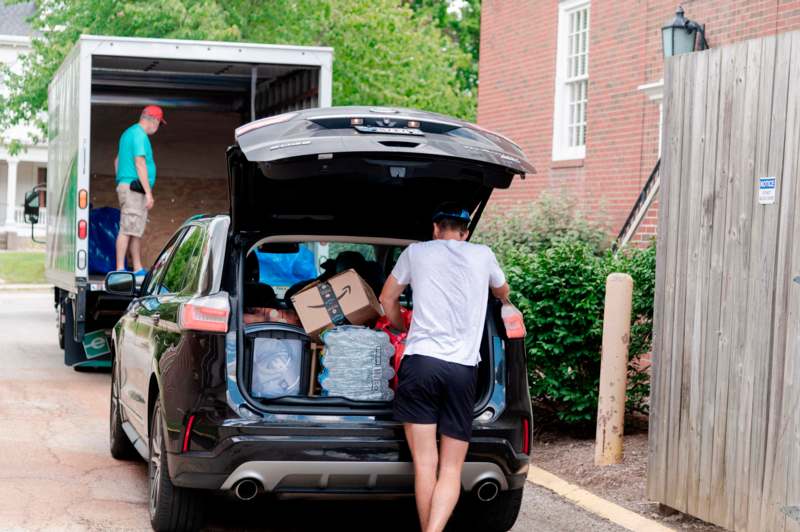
[375,307,412,390]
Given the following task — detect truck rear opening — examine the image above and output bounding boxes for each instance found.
[44,36,332,367]
[87,46,330,268]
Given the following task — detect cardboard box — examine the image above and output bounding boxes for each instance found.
[291,269,383,338]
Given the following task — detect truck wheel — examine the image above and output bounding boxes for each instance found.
[149,399,204,532]
[450,487,524,532]
[58,302,65,350]
[109,358,138,460]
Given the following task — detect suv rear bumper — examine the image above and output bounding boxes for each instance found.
[220,460,511,493]
[167,432,530,494]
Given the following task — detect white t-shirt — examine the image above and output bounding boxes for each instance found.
[390,239,506,366]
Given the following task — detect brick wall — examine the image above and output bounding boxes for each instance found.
[478,0,800,238]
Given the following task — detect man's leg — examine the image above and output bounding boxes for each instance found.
[405,423,439,531]
[129,236,144,272]
[425,435,469,532]
[115,233,130,271]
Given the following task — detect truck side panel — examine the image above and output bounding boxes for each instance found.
[45,45,81,291]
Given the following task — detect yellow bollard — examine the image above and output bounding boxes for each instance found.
[595,272,634,466]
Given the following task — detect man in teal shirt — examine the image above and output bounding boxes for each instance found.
[114,105,165,274]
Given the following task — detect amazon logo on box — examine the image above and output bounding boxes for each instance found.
[290,269,383,339]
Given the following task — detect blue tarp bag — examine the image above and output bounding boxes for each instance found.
[255,246,317,286]
[88,207,121,275]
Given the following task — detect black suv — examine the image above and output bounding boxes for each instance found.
[106,106,534,532]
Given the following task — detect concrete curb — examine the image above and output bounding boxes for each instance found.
[527,466,674,532]
[0,284,53,291]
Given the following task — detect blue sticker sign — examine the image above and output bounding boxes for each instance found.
[759,176,776,205]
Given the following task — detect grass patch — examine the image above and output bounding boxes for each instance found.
[0,252,46,284]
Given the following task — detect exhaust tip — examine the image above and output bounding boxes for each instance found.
[233,479,260,501]
[475,480,500,503]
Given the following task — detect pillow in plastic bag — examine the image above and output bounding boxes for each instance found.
[251,338,302,398]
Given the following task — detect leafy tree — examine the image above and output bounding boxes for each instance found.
[0,0,476,152]
[407,0,481,98]
[227,0,475,118]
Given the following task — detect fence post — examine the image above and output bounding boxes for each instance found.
[595,272,634,466]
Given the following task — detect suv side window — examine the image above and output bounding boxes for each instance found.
[159,225,207,295]
[142,229,186,296]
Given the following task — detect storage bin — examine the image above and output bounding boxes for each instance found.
[246,325,311,399]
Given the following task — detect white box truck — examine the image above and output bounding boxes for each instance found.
[23,35,333,368]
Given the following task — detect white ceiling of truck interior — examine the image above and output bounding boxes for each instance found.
[91,56,317,111]
[92,56,309,82]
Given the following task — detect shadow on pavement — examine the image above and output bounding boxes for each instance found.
[202,493,421,531]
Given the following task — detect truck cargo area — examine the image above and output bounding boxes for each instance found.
[44,36,332,367]
[88,54,324,268]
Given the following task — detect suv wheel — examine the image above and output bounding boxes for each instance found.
[451,487,524,532]
[148,399,203,532]
[109,358,137,460]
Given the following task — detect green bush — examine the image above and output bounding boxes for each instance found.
[473,193,612,258]
[475,197,655,426]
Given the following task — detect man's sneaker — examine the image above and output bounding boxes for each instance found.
[134,268,148,278]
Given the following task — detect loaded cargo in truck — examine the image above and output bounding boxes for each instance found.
[23,35,333,368]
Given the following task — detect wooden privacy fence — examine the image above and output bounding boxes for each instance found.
[648,31,800,532]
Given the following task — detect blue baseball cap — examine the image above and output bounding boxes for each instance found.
[432,207,471,224]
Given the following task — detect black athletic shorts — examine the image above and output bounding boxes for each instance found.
[392,354,478,442]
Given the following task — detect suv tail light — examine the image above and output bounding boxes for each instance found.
[522,418,531,455]
[182,414,196,453]
[179,292,230,333]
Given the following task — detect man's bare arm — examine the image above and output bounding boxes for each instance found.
[379,274,408,331]
[134,157,151,194]
[491,282,511,304]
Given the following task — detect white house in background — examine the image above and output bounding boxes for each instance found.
[0,1,46,244]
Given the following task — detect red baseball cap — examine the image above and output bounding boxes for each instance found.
[142,105,167,125]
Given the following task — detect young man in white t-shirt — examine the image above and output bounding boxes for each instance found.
[379,203,511,532]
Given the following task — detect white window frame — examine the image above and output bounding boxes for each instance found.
[638,79,664,156]
[552,0,590,161]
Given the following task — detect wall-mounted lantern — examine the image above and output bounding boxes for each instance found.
[662,6,709,58]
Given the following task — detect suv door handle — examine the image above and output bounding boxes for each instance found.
[152,313,160,325]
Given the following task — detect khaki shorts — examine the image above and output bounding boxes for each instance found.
[116,183,148,237]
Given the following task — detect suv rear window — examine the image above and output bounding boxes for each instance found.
[244,241,402,304]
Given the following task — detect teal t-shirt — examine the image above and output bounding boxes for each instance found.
[116,123,156,187]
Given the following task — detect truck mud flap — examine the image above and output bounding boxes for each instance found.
[64,296,111,368]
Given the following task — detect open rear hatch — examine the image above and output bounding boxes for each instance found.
[228,106,535,241]
[228,106,534,415]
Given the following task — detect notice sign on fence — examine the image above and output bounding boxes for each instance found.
[759,176,777,204]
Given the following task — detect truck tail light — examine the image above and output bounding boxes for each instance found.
[78,220,87,239]
[79,189,88,209]
[179,292,230,333]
